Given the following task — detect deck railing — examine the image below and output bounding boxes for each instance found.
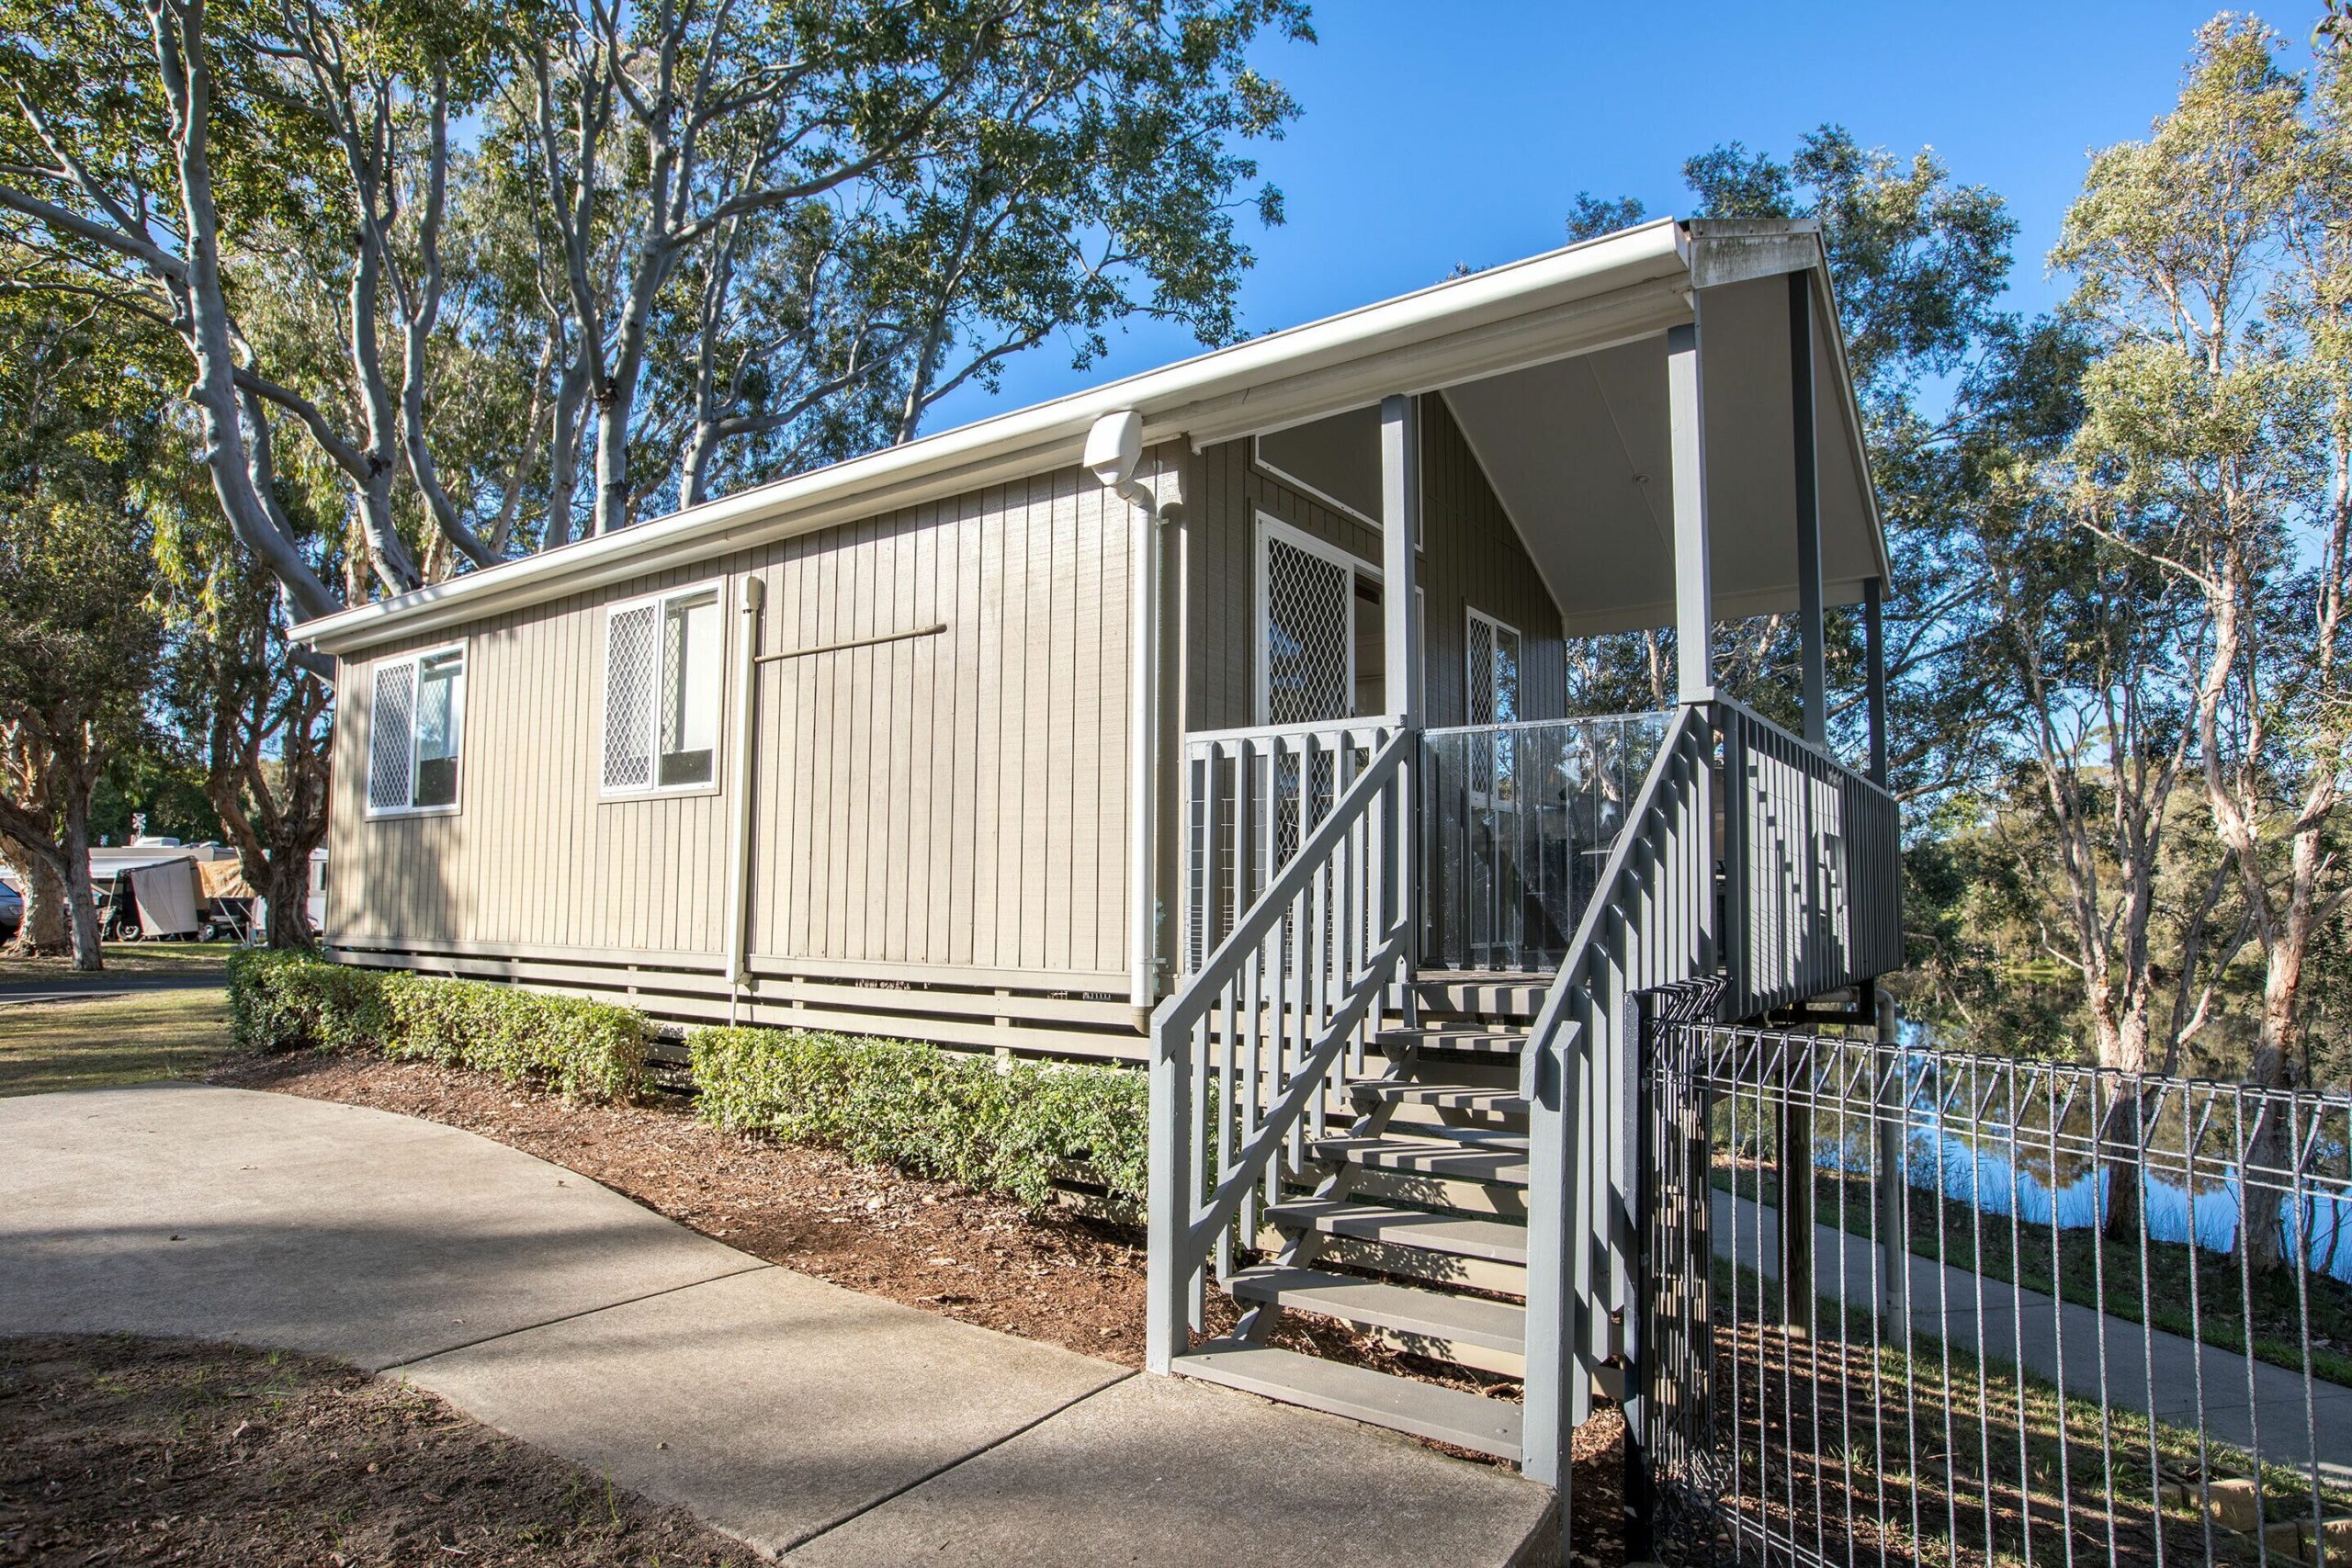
[1148,727,1414,1371]
[1419,712,1673,972]
[1716,697,1903,1017]
[1179,718,1394,975]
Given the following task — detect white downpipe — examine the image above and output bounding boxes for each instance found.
[723,577,766,1025]
[1126,498,1163,1011]
[1088,410,1178,1013]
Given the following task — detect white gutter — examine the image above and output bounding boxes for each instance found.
[294,220,1692,658]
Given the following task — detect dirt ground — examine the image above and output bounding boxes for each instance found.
[0,1334,760,1567]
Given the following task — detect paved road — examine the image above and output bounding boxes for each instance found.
[1716,1190,2352,1481]
[0,1083,1551,1564]
[0,970,225,1005]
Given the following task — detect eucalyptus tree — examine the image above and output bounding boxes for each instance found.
[0,0,537,945]
[514,0,1309,535]
[2053,17,2352,1258]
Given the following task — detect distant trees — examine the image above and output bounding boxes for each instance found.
[0,304,178,968]
[1560,21,2352,1114]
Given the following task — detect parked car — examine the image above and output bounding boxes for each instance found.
[0,877,19,939]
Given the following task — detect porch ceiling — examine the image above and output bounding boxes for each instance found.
[1442,271,1883,639]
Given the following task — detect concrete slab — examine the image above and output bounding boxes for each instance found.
[0,1083,752,1369]
[785,1367,1555,1568]
[400,1265,1133,1557]
[3,1083,1546,1566]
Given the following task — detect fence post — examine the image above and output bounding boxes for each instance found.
[1778,1033,1815,1335]
[1623,991,1658,1562]
[1873,987,1908,1344]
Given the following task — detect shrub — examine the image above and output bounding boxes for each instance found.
[688,1026,1147,1214]
[227,950,650,1103]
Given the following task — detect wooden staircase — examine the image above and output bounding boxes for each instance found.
[1153,704,1769,1489]
[1170,983,1540,1462]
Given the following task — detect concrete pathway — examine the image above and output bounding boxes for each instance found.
[1716,1190,2352,1480]
[0,1084,1552,1564]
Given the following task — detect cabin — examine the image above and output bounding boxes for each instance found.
[293,217,1901,1492]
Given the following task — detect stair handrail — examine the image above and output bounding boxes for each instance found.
[1147,727,1416,1373]
[1518,702,1713,1097]
[1515,700,1717,1488]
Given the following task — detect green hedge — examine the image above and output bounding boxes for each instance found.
[688,1026,1147,1214]
[227,950,650,1103]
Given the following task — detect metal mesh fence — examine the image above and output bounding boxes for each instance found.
[1638,1011,2352,1568]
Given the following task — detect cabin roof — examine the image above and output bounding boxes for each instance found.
[295,217,1886,656]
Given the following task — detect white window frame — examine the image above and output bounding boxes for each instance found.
[599,579,730,801]
[364,641,468,820]
[1253,513,1382,725]
[1465,605,1523,725]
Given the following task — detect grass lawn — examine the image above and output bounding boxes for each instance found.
[1717,1159,2352,1388]
[0,987,232,1096]
[1706,1258,2351,1567]
[0,939,236,985]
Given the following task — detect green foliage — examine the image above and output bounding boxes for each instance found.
[227,951,649,1103]
[688,1026,1146,1214]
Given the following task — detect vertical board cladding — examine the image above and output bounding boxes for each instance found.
[328,457,1143,987]
[1181,392,1565,734]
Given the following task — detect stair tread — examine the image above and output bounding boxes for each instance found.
[1310,1134,1531,1187]
[1265,1198,1530,1263]
[1351,1081,1531,1116]
[1372,1025,1529,1054]
[1228,1265,1526,1350]
[1171,1341,1522,1461]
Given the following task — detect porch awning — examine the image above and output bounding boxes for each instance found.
[1439,238,1883,638]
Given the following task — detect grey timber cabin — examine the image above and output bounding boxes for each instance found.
[294,217,1902,1484]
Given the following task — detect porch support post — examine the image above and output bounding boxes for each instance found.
[1381,394,1421,969]
[1791,271,1827,748]
[1666,322,1713,702]
[1864,575,1888,789]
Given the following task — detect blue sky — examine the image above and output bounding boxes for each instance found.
[931,0,2316,430]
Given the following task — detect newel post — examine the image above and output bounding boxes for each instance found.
[1145,1006,1193,1374]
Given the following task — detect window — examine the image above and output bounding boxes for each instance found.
[1256,516,1384,724]
[603,584,725,795]
[1466,607,1521,727]
[367,645,466,817]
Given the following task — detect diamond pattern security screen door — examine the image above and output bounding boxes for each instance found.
[1260,527,1354,725]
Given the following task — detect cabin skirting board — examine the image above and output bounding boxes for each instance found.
[322,938,1149,1062]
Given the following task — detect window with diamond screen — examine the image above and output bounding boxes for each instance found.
[603,603,658,790]
[604,586,723,795]
[368,661,416,813]
[1261,532,1352,725]
[365,646,465,815]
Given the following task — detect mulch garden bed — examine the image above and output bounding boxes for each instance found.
[0,1334,759,1566]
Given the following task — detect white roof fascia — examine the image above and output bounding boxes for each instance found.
[295,220,1694,657]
